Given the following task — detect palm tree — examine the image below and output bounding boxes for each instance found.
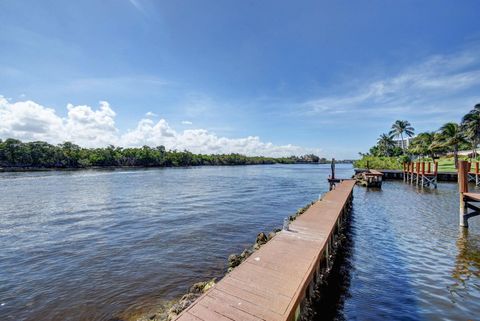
[377,133,395,156]
[434,122,467,169]
[389,120,415,152]
[408,132,436,159]
[461,103,480,158]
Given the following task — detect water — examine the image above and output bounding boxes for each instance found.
[1,165,479,321]
[321,180,480,321]
[0,164,352,321]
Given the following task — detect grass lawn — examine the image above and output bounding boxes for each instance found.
[437,158,457,172]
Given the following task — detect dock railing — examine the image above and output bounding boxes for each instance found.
[458,160,480,227]
[403,161,437,188]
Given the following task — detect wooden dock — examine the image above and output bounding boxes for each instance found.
[354,169,458,181]
[467,161,480,187]
[174,180,356,321]
[458,160,480,227]
[403,161,438,188]
[360,169,383,187]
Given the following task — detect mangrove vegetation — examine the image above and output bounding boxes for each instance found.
[0,138,324,169]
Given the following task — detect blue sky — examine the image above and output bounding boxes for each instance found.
[1,0,480,158]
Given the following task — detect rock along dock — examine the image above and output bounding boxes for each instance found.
[174,179,356,321]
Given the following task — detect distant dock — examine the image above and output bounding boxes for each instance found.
[354,168,458,182]
[174,180,356,321]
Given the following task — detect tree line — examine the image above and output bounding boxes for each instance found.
[365,103,480,168]
[0,138,323,169]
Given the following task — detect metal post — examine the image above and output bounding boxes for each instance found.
[331,158,335,180]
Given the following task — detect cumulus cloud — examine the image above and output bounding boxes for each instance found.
[0,96,319,157]
[181,120,193,125]
[0,97,118,147]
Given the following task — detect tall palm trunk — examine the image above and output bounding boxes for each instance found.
[400,133,405,152]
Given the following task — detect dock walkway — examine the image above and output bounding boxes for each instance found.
[175,180,356,321]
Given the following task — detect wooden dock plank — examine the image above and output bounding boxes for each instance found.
[207,290,283,321]
[174,179,355,321]
[179,312,204,321]
[464,192,480,202]
[188,303,234,321]
[198,295,264,321]
[216,279,291,314]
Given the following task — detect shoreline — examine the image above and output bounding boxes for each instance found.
[0,162,353,173]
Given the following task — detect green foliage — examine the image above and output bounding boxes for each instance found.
[353,156,403,170]
[461,103,480,156]
[373,133,403,157]
[388,120,415,151]
[364,106,480,163]
[0,138,324,169]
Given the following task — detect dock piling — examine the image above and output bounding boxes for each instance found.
[459,160,469,227]
[404,161,437,188]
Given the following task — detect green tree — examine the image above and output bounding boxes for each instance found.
[461,103,480,158]
[389,120,415,152]
[434,122,467,169]
[408,132,437,159]
[377,133,395,156]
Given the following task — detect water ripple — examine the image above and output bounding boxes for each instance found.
[0,164,351,321]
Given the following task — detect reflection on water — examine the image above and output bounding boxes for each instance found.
[0,164,353,321]
[450,228,480,301]
[326,181,480,320]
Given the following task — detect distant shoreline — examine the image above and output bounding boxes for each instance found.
[0,162,354,173]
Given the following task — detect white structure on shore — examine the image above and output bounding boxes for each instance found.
[393,136,415,149]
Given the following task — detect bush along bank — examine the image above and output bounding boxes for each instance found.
[128,200,317,321]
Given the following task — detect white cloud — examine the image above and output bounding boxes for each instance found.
[0,96,319,157]
[145,111,157,117]
[0,97,118,147]
[0,96,64,143]
[302,46,480,122]
[181,120,193,125]
[64,101,118,146]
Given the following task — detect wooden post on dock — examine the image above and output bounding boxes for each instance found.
[421,162,425,187]
[410,162,415,184]
[458,160,480,227]
[459,160,469,227]
[415,162,420,186]
[476,162,479,186]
